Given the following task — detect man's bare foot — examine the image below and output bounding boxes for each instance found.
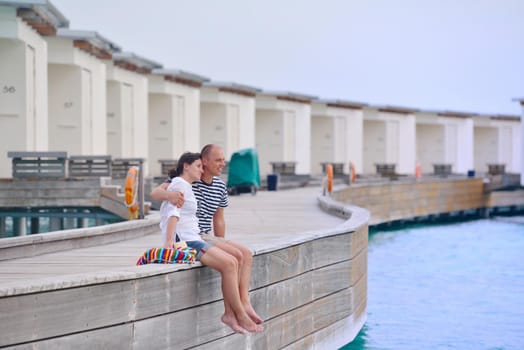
[244,302,264,324]
[221,314,247,334]
[237,313,264,333]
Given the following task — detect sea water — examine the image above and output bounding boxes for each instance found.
[341,217,524,350]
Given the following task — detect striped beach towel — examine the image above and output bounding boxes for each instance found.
[136,247,197,266]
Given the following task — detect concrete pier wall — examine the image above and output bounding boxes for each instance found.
[2,179,524,348]
[332,178,524,226]
[0,203,369,349]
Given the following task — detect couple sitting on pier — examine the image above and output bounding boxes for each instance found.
[150,144,264,334]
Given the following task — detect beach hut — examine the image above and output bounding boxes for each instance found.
[431,111,474,174]
[363,105,417,175]
[311,100,366,176]
[414,110,474,176]
[46,28,117,156]
[473,114,521,175]
[148,69,208,176]
[517,99,524,186]
[200,82,261,160]
[107,52,161,175]
[0,0,67,178]
[255,91,316,177]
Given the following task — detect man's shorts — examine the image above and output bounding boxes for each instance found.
[186,240,214,261]
[200,233,228,244]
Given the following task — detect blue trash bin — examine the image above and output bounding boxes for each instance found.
[467,170,475,178]
[267,174,278,191]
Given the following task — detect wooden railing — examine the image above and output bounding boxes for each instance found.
[7,151,67,178]
[320,162,344,175]
[375,163,396,177]
[158,159,177,178]
[433,163,452,177]
[6,152,146,180]
[68,156,112,177]
[270,161,297,175]
[111,158,145,179]
[487,163,505,175]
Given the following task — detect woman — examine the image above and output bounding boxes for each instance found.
[159,152,263,334]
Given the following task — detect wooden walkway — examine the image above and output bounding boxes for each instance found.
[0,186,345,287]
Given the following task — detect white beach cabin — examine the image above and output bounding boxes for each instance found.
[311,100,366,176]
[255,92,316,177]
[200,82,260,161]
[517,99,524,186]
[107,52,161,176]
[0,0,67,178]
[148,69,208,176]
[363,105,417,175]
[473,114,521,175]
[46,28,115,156]
[415,110,474,175]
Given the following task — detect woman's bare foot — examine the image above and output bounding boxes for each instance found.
[244,302,264,324]
[221,314,247,334]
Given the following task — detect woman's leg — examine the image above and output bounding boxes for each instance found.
[213,241,263,324]
[199,246,263,333]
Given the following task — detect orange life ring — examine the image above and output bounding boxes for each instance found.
[350,161,357,183]
[125,166,139,219]
[326,163,334,193]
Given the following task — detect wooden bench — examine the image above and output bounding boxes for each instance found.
[270,161,297,175]
[375,163,396,177]
[68,156,112,177]
[487,163,505,176]
[433,163,452,177]
[158,159,178,177]
[320,162,344,175]
[7,151,67,178]
[112,158,145,178]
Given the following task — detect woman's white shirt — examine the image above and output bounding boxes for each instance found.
[159,177,202,243]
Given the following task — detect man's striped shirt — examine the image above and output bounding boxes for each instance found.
[192,176,229,233]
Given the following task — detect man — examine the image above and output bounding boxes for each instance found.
[151,144,263,333]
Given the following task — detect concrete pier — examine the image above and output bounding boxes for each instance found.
[0,186,368,349]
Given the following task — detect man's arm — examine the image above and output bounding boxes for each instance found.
[150,182,184,208]
[213,207,226,238]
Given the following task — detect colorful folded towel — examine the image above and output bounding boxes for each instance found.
[136,247,197,266]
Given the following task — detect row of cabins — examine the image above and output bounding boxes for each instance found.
[1,1,523,181]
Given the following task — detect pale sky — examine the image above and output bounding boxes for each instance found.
[51,0,524,115]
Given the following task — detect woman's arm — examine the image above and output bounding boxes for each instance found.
[164,215,179,248]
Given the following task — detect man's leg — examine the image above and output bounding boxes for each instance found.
[212,240,264,324]
[200,235,244,328]
[199,246,263,333]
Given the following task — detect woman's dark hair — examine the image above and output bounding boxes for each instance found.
[168,152,201,178]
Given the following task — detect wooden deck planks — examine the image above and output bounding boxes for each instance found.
[0,186,344,285]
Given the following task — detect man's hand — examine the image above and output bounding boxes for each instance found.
[150,183,184,208]
[168,191,184,208]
